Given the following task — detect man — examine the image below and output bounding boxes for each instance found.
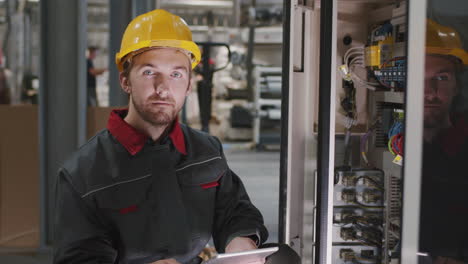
[419,19,468,263]
[54,10,274,264]
[87,46,107,106]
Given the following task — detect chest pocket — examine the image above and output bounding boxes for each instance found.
[176,156,226,189]
[176,156,227,238]
[91,174,158,253]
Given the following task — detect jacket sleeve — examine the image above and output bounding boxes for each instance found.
[53,168,118,264]
[211,140,268,252]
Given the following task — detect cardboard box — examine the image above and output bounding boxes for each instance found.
[0,105,39,248]
[0,105,115,250]
[87,107,114,138]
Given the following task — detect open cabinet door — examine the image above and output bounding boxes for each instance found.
[280,0,330,262]
[407,0,468,263]
[283,0,468,263]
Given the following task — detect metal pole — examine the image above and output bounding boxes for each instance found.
[278,0,290,245]
[132,0,156,18]
[233,0,240,27]
[315,0,337,263]
[108,0,132,107]
[39,0,87,248]
[245,0,256,102]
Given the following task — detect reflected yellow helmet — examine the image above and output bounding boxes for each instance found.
[115,9,201,71]
[426,19,468,65]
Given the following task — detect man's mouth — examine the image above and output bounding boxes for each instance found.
[151,100,173,106]
[424,103,441,108]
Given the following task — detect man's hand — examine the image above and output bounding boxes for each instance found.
[149,259,181,264]
[225,237,264,264]
[226,236,258,253]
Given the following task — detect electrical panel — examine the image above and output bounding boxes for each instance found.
[333,169,401,264]
[333,1,406,263]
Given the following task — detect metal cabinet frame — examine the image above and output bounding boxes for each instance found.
[279,0,428,263]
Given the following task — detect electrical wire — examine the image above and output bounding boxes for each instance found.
[352,199,384,209]
[350,57,364,67]
[350,72,378,91]
[360,130,372,165]
[356,176,384,191]
[350,70,379,86]
[387,120,403,156]
[360,119,381,166]
[344,46,365,63]
[390,133,404,156]
[340,46,381,91]
[355,236,381,247]
[388,136,396,155]
[387,120,403,139]
[338,214,383,228]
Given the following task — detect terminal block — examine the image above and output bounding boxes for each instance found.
[361,249,375,259]
[334,210,357,224]
[362,228,383,245]
[342,174,357,186]
[341,189,356,203]
[363,189,382,203]
[363,176,384,189]
[363,212,383,226]
[341,210,357,224]
[340,227,357,241]
[340,248,355,261]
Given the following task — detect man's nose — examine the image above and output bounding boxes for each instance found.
[154,75,170,97]
[424,79,438,98]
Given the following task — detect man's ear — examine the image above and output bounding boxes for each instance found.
[119,72,131,94]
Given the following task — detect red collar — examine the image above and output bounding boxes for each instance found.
[107,109,187,156]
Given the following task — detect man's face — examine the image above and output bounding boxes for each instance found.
[121,48,191,126]
[424,55,459,128]
[89,49,97,60]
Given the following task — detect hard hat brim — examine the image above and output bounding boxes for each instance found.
[116,39,201,71]
[427,47,468,65]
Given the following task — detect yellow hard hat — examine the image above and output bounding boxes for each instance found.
[115,9,201,71]
[426,19,468,65]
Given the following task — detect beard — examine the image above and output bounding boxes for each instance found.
[424,109,446,129]
[132,93,178,127]
[423,97,451,129]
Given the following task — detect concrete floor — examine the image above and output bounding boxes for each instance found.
[0,143,281,263]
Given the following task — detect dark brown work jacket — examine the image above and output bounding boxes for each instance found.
[53,111,267,264]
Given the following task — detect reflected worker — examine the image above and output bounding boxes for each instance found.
[87,46,107,106]
[420,19,468,264]
[54,9,299,264]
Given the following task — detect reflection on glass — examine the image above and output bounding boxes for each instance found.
[420,10,468,264]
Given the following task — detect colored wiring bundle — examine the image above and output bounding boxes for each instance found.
[387,120,404,156]
[389,133,404,156]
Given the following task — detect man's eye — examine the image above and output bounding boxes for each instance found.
[143,70,153,75]
[434,74,450,81]
[171,72,183,78]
